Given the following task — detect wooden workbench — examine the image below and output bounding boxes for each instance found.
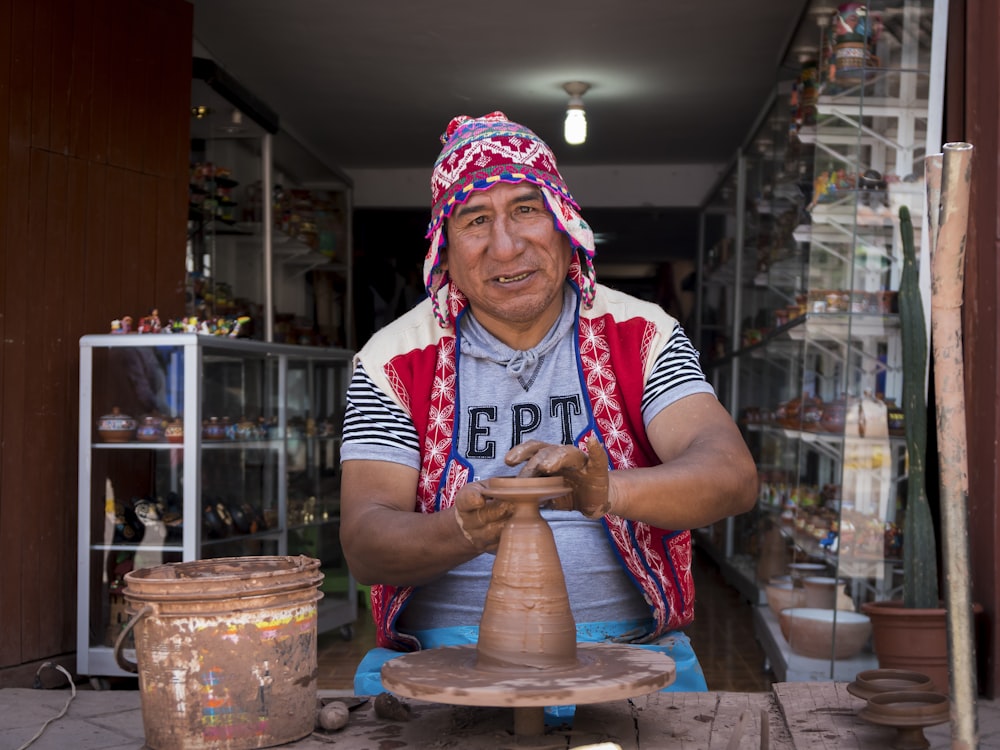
[297,682,952,749]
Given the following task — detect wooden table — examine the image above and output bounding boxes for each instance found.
[297,682,953,749]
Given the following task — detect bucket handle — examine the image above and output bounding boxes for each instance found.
[113,604,154,674]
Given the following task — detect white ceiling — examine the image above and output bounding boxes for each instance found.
[189,0,819,179]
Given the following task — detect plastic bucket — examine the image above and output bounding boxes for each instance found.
[114,555,324,750]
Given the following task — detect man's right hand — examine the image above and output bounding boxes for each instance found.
[454,481,514,554]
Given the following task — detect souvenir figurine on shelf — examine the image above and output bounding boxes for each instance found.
[137,308,162,334]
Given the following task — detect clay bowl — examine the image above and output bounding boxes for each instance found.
[778,607,871,660]
[788,562,827,581]
[765,581,805,615]
[802,576,850,609]
[847,669,936,702]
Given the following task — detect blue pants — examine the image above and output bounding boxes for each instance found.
[353,620,707,703]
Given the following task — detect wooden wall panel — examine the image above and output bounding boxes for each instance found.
[21,148,52,660]
[87,0,112,164]
[29,0,54,152]
[49,1,75,156]
[66,0,96,159]
[82,164,110,335]
[0,0,11,434]
[1,134,32,670]
[0,0,193,679]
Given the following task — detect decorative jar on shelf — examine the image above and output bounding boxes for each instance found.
[136,414,165,442]
[164,418,183,443]
[97,407,137,443]
[202,416,227,441]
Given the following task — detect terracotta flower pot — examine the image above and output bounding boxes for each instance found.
[861,599,983,696]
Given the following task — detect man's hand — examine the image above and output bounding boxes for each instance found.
[505,435,612,519]
[454,481,514,553]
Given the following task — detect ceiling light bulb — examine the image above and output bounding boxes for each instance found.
[564,104,587,145]
[562,81,591,146]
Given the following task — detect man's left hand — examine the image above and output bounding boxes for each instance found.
[505,435,611,519]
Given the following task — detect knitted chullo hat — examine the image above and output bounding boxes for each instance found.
[424,111,596,328]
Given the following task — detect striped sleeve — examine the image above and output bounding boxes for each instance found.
[341,362,421,463]
[640,323,716,422]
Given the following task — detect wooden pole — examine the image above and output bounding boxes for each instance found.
[930,141,977,749]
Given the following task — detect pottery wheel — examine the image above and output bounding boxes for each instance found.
[381,476,676,734]
[381,642,675,706]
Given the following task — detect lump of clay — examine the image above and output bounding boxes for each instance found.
[317,700,350,731]
[374,691,413,721]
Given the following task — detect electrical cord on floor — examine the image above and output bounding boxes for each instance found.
[16,662,77,750]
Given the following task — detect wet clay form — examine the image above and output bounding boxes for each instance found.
[858,690,949,749]
[381,475,676,735]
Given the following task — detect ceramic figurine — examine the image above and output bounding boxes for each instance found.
[137,309,162,334]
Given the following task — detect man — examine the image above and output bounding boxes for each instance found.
[339,112,757,695]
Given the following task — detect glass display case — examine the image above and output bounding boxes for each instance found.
[189,58,355,347]
[76,333,356,678]
[696,0,943,681]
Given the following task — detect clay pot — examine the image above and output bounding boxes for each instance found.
[821,399,848,433]
[164,419,183,443]
[834,35,879,82]
[861,599,983,696]
[97,407,137,443]
[802,576,850,609]
[765,582,805,614]
[234,416,257,441]
[202,417,227,441]
[801,397,824,432]
[136,415,165,442]
[788,562,827,584]
[778,607,871,660]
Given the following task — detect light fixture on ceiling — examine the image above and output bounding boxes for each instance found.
[563,81,590,146]
[218,108,247,135]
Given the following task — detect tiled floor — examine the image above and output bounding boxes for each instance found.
[316,547,775,692]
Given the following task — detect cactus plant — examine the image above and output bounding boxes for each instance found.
[897,204,939,609]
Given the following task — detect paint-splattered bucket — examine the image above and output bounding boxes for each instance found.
[113,555,324,750]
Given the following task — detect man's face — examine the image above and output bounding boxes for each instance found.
[443,182,574,347]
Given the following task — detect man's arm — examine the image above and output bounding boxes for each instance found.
[339,460,510,587]
[607,392,758,529]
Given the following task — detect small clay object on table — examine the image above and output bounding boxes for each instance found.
[374,692,413,722]
[858,690,949,750]
[847,668,935,702]
[317,701,350,731]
